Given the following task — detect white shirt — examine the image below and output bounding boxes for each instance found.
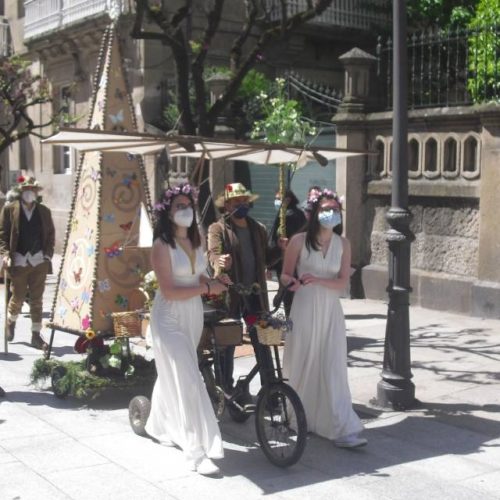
[13,203,46,268]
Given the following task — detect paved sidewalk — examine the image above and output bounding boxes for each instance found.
[1,273,500,499]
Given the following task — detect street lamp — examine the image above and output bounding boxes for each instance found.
[376,0,416,410]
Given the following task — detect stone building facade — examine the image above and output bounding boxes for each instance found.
[0,0,387,251]
[334,49,500,318]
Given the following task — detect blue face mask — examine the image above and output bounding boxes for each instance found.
[233,204,250,219]
[318,210,342,229]
[274,199,282,211]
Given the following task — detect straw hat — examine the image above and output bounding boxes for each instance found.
[214,182,259,208]
[17,175,43,190]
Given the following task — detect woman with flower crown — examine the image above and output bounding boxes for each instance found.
[280,188,367,448]
[145,183,228,476]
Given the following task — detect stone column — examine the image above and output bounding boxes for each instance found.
[333,48,377,297]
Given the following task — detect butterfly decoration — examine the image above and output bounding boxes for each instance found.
[115,294,129,309]
[73,267,83,284]
[105,243,122,258]
[60,278,68,291]
[106,167,117,178]
[58,306,67,318]
[120,221,133,232]
[85,228,94,240]
[103,213,115,223]
[90,168,100,182]
[71,219,79,231]
[70,297,80,312]
[81,314,91,330]
[98,279,111,293]
[81,290,91,305]
[122,172,138,188]
[115,88,124,100]
[71,242,79,256]
[86,245,95,257]
[109,109,124,125]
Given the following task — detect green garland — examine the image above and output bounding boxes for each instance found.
[31,356,156,400]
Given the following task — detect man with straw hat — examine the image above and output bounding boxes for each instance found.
[208,182,282,391]
[0,175,55,349]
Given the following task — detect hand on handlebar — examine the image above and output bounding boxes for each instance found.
[209,279,228,295]
[286,277,302,292]
[216,273,233,286]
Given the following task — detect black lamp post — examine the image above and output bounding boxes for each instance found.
[376,0,416,410]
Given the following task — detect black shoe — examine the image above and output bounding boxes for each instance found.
[0,386,5,397]
[31,332,48,351]
[7,321,15,342]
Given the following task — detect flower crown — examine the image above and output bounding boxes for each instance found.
[306,188,344,211]
[153,183,198,214]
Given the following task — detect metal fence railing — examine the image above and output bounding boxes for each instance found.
[377,24,500,109]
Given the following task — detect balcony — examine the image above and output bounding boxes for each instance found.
[24,0,124,41]
[266,0,389,31]
[0,18,10,57]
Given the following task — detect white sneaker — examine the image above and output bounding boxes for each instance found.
[334,433,367,448]
[196,457,220,476]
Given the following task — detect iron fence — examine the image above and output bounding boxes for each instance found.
[377,24,500,109]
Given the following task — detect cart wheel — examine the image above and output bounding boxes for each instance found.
[255,382,307,467]
[51,365,70,399]
[228,386,253,423]
[129,395,151,437]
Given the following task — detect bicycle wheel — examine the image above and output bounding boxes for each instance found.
[255,382,307,467]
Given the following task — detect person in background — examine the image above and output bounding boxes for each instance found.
[281,187,367,448]
[145,183,228,476]
[207,182,281,390]
[270,189,306,316]
[0,176,55,350]
[302,185,322,223]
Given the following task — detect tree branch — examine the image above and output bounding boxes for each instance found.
[230,0,258,71]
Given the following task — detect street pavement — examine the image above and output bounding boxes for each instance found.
[1,266,500,500]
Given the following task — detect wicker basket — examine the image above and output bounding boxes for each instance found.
[112,310,143,338]
[256,325,283,346]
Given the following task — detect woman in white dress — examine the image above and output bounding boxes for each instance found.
[280,188,367,448]
[145,183,228,475]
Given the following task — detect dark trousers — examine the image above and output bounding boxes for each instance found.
[219,295,275,389]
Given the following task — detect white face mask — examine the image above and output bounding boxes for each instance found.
[22,191,37,204]
[173,207,194,228]
[318,209,342,229]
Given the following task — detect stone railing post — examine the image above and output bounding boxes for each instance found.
[333,48,377,297]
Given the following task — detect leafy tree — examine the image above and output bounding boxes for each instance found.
[132,0,334,136]
[467,0,500,102]
[0,56,66,173]
[407,0,478,29]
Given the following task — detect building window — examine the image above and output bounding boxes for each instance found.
[54,85,74,174]
[462,135,480,179]
[408,138,420,177]
[443,136,458,177]
[424,137,439,178]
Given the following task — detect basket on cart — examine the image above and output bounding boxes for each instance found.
[111,310,147,338]
[255,324,283,346]
[198,318,243,350]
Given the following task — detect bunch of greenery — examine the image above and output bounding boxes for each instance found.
[467,0,500,103]
[250,78,315,145]
[31,354,155,400]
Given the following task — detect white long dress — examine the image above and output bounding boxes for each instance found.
[145,243,223,468]
[283,233,363,440]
